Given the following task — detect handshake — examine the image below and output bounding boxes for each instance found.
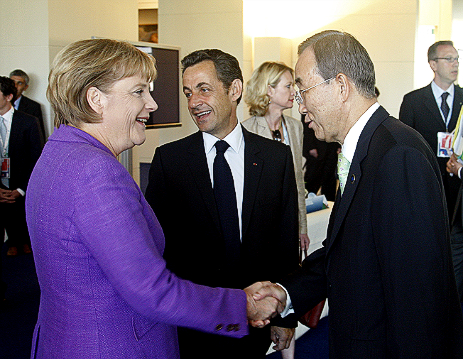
[244,281,288,328]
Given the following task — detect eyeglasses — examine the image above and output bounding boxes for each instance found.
[433,57,459,63]
[295,77,335,105]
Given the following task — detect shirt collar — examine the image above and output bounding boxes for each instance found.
[431,81,454,98]
[341,102,380,163]
[0,106,14,124]
[13,95,22,110]
[203,122,244,154]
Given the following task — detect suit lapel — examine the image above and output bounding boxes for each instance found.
[423,84,447,131]
[241,128,264,239]
[186,132,222,231]
[254,116,273,138]
[325,106,390,256]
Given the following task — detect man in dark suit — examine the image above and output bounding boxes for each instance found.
[253,30,463,358]
[399,41,462,222]
[145,49,299,359]
[0,77,43,257]
[10,69,46,142]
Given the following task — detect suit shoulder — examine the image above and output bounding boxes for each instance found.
[402,84,430,100]
[376,116,432,153]
[22,96,40,106]
[14,110,39,124]
[156,132,200,154]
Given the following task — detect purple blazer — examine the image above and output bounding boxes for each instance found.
[26,125,248,358]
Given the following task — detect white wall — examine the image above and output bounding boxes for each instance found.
[0,0,139,138]
[289,0,417,118]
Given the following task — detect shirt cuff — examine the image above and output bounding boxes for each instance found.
[276,283,294,317]
[16,188,25,196]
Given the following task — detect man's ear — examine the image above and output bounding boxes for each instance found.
[336,73,350,102]
[429,60,437,73]
[229,79,243,103]
[6,94,14,103]
[86,87,105,115]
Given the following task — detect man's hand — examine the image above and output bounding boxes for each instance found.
[244,282,285,328]
[447,153,462,176]
[300,233,310,251]
[245,281,288,328]
[0,189,19,203]
[270,326,295,351]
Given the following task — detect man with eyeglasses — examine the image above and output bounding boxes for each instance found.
[399,41,462,224]
[253,30,463,358]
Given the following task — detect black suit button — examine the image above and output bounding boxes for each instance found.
[226,324,234,332]
[215,324,224,331]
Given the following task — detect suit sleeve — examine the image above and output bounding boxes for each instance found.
[21,117,43,192]
[271,145,306,328]
[73,155,249,337]
[144,147,165,215]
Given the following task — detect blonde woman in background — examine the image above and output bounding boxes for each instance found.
[242,62,308,358]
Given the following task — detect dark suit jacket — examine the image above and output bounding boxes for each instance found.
[281,106,463,358]
[399,83,463,219]
[146,127,299,288]
[17,95,45,141]
[3,110,43,191]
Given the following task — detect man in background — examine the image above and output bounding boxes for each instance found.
[399,40,463,222]
[9,69,45,142]
[0,77,43,257]
[145,49,299,359]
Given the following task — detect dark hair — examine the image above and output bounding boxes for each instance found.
[9,69,30,85]
[428,40,454,62]
[0,76,18,102]
[181,49,243,104]
[298,30,376,99]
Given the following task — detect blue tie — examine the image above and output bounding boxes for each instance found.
[441,92,450,121]
[213,140,241,264]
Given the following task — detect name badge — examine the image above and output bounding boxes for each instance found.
[1,157,10,178]
[437,132,453,158]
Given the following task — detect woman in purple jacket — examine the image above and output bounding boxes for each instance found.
[25,38,279,359]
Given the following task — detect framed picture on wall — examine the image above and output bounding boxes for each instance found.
[92,37,181,128]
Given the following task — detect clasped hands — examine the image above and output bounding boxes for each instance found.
[244,282,293,350]
[447,153,462,177]
[0,188,21,203]
[244,281,288,328]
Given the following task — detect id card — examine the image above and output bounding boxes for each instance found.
[437,132,453,158]
[1,157,10,178]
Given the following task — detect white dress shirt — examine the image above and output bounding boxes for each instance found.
[431,81,454,128]
[203,122,245,239]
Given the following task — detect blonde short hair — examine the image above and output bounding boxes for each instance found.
[47,38,157,127]
[244,62,294,117]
